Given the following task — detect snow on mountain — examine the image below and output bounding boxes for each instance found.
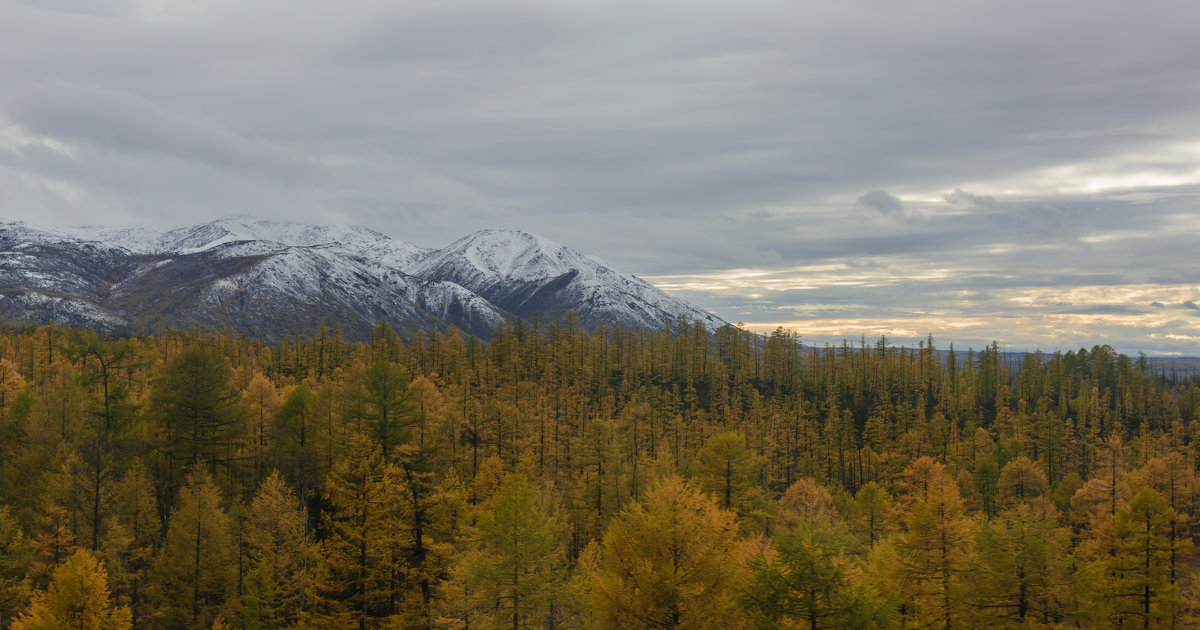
[0,216,726,340]
[417,228,726,332]
[154,216,392,254]
[421,229,588,280]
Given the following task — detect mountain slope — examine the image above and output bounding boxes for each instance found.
[416,229,726,331]
[0,217,726,341]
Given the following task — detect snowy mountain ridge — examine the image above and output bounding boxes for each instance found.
[0,216,726,341]
[56,214,399,256]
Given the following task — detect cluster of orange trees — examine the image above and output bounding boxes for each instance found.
[1,318,1200,629]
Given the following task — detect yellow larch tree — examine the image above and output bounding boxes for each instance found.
[589,475,745,629]
[11,548,130,630]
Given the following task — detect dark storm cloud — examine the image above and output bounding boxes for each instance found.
[1,0,1199,352]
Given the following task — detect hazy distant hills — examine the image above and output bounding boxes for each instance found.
[0,216,726,341]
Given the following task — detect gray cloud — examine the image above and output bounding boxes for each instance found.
[1,1,1199,353]
[7,81,318,184]
[856,190,906,218]
[944,189,997,208]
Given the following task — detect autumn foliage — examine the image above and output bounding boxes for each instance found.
[0,321,1199,629]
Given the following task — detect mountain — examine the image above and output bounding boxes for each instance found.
[415,229,724,331]
[0,216,726,341]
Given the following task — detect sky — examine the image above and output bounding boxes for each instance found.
[2,1,1200,355]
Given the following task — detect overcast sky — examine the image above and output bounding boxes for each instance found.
[3,1,1200,355]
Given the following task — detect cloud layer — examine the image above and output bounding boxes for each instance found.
[2,1,1199,354]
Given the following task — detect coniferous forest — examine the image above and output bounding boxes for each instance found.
[3,318,1200,629]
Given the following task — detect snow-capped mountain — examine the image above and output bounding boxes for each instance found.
[0,216,726,341]
[416,229,724,332]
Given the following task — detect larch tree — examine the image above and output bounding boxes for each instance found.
[741,503,891,629]
[238,564,283,630]
[848,481,895,545]
[969,499,1072,627]
[274,382,320,499]
[1071,474,1131,544]
[67,330,141,556]
[1130,452,1197,589]
[152,343,243,489]
[777,477,837,530]
[693,431,770,532]
[997,455,1049,508]
[11,549,130,630]
[1180,571,1200,627]
[241,373,281,488]
[30,451,87,585]
[973,454,1000,518]
[894,457,975,630]
[454,471,567,630]
[428,467,476,630]
[0,505,33,629]
[361,359,414,462]
[103,459,160,630]
[242,472,313,628]
[394,439,442,626]
[1088,488,1190,629]
[0,357,25,416]
[311,435,408,630]
[154,465,236,630]
[590,475,745,629]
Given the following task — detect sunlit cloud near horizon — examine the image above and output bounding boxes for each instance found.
[647,188,1200,356]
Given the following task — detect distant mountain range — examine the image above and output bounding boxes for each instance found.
[0,216,726,341]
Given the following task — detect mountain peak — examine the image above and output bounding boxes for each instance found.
[434,228,592,280]
[454,228,563,253]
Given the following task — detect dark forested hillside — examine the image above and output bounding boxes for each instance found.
[1,319,1199,629]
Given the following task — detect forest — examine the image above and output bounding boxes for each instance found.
[1,317,1200,629]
